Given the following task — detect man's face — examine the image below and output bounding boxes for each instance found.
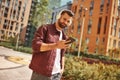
[58,13,72,29]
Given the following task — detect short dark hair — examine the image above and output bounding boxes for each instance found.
[60,9,74,17]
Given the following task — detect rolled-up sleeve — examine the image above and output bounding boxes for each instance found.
[32,25,47,53]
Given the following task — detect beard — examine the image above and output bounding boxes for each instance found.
[58,19,67,29]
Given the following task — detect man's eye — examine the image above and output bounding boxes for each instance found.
[67,21,70,23]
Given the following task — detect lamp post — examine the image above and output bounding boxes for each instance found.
[78,7,88,57]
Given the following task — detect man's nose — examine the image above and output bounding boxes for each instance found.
[64,21,68,25]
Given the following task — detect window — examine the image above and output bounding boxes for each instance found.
[108,0,110,5]
[84,46,89,53]
[9,32,12,36]
[3,24,7,29]
[100,0,104,12]
[109,38,111,46]
[77,21,82,34]
[113,0,116,14]
[0,30,4,34]
[104,16,107,34]
[3,19,8,29]
[113,40,116,47]
[102,38,105,44]
[4,7,9,17]
[86,37,89,44]
[113,19,117,36]
[118,28,120,38]
[15,23,19,31]
[0,18,1,24]
[89,0,94,16]
[6,0,10,7]
[118,41,120,48]
[20,24,24,32]
[87,19,92,34]
[96,37,99,45]
[97,17,102,34]
[73,6,77,13]
[89,9,93,16]
[94,48,98,54]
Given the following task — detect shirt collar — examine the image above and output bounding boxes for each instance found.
[53,23,62,33]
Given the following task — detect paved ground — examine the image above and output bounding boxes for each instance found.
[0,46,32,80]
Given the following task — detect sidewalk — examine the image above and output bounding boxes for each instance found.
[0,46,32,80]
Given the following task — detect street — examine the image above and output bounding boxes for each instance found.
[0,46,32,80]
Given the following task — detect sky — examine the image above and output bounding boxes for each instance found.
[61,0,72,6]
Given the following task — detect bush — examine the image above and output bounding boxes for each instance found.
[62,55,120,80]
[0,42,32,54]
[71,51,120,64]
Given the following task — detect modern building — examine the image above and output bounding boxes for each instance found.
[24,0,37,47]
[0,0,32,42]
[24,24,36,47]
[71,0,120,56]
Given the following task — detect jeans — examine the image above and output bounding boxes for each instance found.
[30,71,62,80]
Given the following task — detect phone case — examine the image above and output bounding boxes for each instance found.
[65,37,76,44]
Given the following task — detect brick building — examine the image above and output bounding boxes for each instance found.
[71,0,120,55]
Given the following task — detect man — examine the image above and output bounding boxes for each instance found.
[29,9,74,80]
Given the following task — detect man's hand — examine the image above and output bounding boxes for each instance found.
[40,40,71,51]
[60,68,64,75]
[56,40,70,49]
[65,37,76,44]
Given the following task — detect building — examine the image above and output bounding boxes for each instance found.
[0,0,32,43]
[24,0,37,47]
[71,0,120,56]
[24,24,36,47]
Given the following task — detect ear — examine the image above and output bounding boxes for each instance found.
[69,19,72,25]
[68,19,73,26]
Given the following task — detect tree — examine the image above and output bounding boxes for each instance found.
[30,0,63,27]
[8,36,17,46]
[31,0,49,27]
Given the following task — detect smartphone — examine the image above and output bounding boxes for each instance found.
[65,37,76,44]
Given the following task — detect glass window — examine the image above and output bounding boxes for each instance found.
[100,0,104,12]
[77,21,82,34]
[0,18,1,24]
[102,38,105,44]
[89,0,94,16]
[88,19,92,34]
[97,17,102,34]
[118,28,120,38]
[104,16,107,34]
[96,37,99,45]
[113,19,117,36]
[113,40,116,47]
[86,37,89,44]
[118,41,120,48]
